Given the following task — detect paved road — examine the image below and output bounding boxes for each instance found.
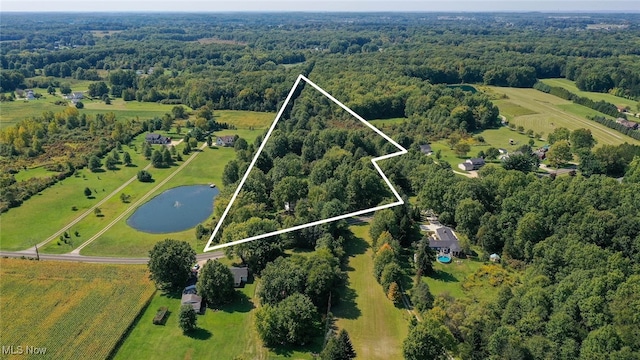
[71,142,208,254]
[0,250,225,264]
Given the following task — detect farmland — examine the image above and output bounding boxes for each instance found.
[0,258,155,360]
[485,86,640,147]
[540,78,638,109]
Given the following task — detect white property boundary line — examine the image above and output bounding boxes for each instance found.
[203,75,408,252]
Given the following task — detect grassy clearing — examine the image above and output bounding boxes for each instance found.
[368,117,411,128]
[0,98,69,128]
[541,78,638,109]
[0,258,155,360]
[493,99,538,120]
[486,86,640,147]
[333,224,409,360]
[430,127,546,170]
[215,110,275,130]
[113,282,265,360]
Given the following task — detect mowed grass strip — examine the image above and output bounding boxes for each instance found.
[486,86,640,147]
[541,78,638,109]
[0,258,155,360]
[333,224,409,360]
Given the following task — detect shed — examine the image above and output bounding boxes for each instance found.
[181,293,203,313]
[490,253,501,262]
[230,266,249,287]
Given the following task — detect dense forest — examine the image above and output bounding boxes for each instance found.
[2,12,640,360]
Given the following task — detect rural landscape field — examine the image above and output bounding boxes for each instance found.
[2,8,640,360]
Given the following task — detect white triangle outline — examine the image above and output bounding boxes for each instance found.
[203,74,408,252]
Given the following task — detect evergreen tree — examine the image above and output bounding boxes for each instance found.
[178,304,197,333]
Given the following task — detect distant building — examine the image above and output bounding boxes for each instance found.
[216,135,236,147]
[490,253,501,263]
[419,144,432,155]
[616,118,639,130]
[25,89,35,100]
[458,158,485,171]
[145,133,171,145]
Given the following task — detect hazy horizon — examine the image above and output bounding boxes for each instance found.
[2,1,639,13]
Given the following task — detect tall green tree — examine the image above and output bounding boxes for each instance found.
[403,323,448,360]
[196,260,235,307]
[148,239,196,290]
[178,304,197,334]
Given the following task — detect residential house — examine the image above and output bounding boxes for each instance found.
[419,144,433,155]
[25,89,35,100]
[428,226,462,257]
[230,267,249,287]
[458,158,485,171]
[181,293,203,313]
[145,133,171,145]
[216,135,236,147]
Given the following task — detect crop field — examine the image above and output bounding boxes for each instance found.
[0,258,155,360]
[540,78,638,109]
[486,86,640,146]
[333,224,409,360]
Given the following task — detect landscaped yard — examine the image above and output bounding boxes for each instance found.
[332,224,410,360]
[0,258,155,360]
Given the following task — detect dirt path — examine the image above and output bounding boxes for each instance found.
[70,143,208,254]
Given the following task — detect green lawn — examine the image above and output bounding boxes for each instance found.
[541,78,638,109]
[368,117,411,128]
[486,86,640,147]
[333,224,409,360]
[423,258,484,300]
[0,98,70,128]
[113,283,265,360]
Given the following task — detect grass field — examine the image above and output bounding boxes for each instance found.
[541,78,638,109]
[0,258,155,360]
[486,86,640,147]
[333,224,410,360]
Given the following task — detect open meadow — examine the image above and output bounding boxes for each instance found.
[0,258,155,360]
[485,86,640,147]
[333,224,410,360]
[540,78,638,109]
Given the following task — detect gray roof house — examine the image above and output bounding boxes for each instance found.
[429,226,462,256]
[145,133,171,145]
[420,144,433,155]
[216,135,236,147]
[230,267,249,287]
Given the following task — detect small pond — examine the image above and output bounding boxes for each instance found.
[127,185,219,233]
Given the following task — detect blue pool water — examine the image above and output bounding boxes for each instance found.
[437,255,452,264]
[127,185,219,233]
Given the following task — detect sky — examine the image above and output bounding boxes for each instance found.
[1,0,639,13]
